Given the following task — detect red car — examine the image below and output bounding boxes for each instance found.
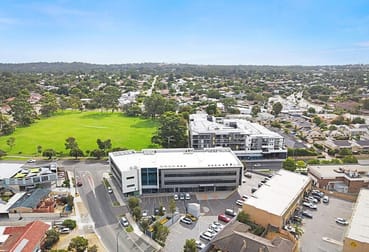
[218,214,231,223]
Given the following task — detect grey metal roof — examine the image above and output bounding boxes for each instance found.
[10,188,51,210]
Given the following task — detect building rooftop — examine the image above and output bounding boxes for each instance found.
[109,147,243,171]
[0,193,25,214]
[9,189,51,210]
[308,164,369,180]
[346,189,369,244]
[189,113,282,138]
[0,163,23,180]
[0,221,50,252]
[245,169,311,216]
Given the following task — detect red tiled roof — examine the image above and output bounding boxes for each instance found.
[1,221,50,252]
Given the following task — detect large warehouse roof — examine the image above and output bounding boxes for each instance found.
[346,189,369,244]
[245,169,311,216]
[109,148,243,171]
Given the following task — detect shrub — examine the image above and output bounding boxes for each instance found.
[62,219,77,230]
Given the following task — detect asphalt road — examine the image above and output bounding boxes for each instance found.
[61,160,148,252]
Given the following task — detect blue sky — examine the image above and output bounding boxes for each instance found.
[1,0,369,65]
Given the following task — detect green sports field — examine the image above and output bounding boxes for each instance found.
[0,111,158,157]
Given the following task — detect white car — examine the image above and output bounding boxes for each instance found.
[209,224,221,232]
[200,232,214,241]
[322,196,329,203]
[185,193,191,200]
[107,186,113,193]
[212,221,224,229]
[242,195,249,200]
[336,218,349,225]
[303,202,317,209]
[196,240,206,250]
[236,199,245,206]
[120,217,129,227]
[27,159,36,163]
[180,217,193,225]
[174,194,179,200]
[142,210,148,218]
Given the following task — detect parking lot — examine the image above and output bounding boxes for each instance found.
[138,170,274,251]
[300,196,353,252]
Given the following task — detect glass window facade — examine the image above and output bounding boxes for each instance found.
[141,168,157,186]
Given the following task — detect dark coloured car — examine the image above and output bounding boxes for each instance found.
[302,211,313,218]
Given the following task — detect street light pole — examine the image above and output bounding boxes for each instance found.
[116,228,124,252]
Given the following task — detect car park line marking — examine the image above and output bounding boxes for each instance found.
[322,237,343,246]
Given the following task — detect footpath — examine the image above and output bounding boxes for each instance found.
[106,173,162,252]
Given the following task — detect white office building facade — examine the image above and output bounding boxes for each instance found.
[109,148,244,196]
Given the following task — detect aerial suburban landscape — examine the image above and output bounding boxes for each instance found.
[1,1,369,252]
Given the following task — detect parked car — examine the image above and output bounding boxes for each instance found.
[179,193,185,200]
[27,159,36,163]
[212,221,224,229]
[200,232,214,241]
[244,172,252,178]
[180,217,193,225]
[336,217,349,225]
[236,199,245,206]
[186,213,198,221]
[120,217,129,227]
[185,193,191,200]
[209,224,222,232]
[302,211,313,218]
[142,210,148,218]
[322,196,329,204]
[196,240,206,250]
[251,187,257,193]
[107,186,113,193]
[292,215,302,223]
[59,227,70,234]
[225,208,237,217]
[302,202,317,210]
[218,214,231,223]
[174,194,179,200]
[242,195,248,200]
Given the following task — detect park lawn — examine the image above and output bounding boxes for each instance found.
[0,111,158,157]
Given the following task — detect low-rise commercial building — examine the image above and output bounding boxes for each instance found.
[343,189,369,252]
[243,169,312,229]
[308,165,369,193]
[109,147,244,196]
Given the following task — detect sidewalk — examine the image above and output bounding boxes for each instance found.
[105,173,162,251]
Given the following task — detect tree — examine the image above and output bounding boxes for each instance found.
[183,238,197,252]
[63,219,77,229]
[128,197,140,211]
[65,137,83,159]
[272,102,283,116]
[43,228,60,249]
[140,218,150,231]
[169,199,176,217]
[237,211,250,224]
[102,86,121,112]
[283,157,296,171]
[96,139,112,155]
[221,97,237,113]
[0,149,6,159]
[251,105,261,117]
[0,113,15,135]
[43,148,56,159]
[132,206,142,221]
[308,107,316,114]
[352,117,365,124]
[68,236,89,252]
[90,149,105,159]
[40,92,59,117]
[342,155,358,164]
[37,145,42,156]
[152,112,188,148]
[6,137,15,150]
[124,103,142,117]
[10,90,37,126]
[143,93,170,118]
[152,222,169,243]
[205,102,219,116]
[87,245,98,252]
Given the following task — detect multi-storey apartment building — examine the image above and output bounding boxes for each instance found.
[189,114,287,169]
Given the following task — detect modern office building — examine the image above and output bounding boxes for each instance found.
[242,169,312,229]
[189,114,287,169]
[343,189,369,252]
[109,147,244,196]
